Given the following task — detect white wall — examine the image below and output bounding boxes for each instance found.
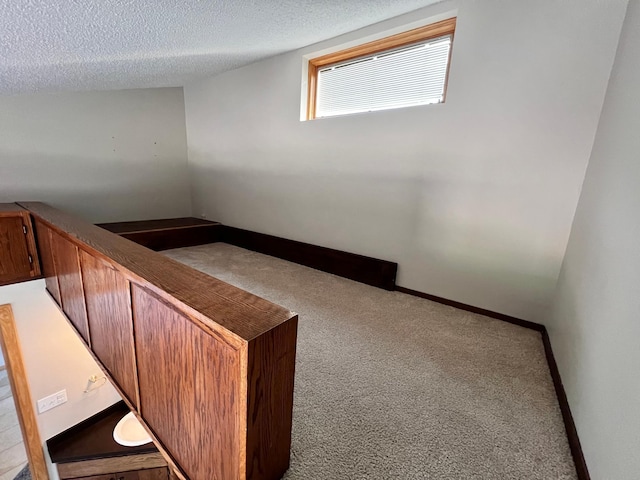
[184,0,627,322]
[548,0,639,478]
[0,280,122,479]
[0,88,191,223]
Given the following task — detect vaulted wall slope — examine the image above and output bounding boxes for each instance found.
[548,0,640,478]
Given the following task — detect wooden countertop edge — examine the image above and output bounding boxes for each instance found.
[18,202,297,343]
[0,203,28,214]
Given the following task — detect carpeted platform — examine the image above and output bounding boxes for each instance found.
[165,243,576,480]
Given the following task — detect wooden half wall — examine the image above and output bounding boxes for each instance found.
[20,202,298,480]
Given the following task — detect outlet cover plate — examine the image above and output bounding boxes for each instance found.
[37,389,67,414]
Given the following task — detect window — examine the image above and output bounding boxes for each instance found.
[306,18,456,120]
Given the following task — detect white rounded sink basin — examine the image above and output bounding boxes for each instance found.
[113,412,152,447]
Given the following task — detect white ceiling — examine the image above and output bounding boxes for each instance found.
[0,0,441,95]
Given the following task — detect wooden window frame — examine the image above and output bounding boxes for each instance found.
[306,17,457,120]
[0,304,49,480]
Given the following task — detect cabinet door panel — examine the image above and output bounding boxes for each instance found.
[132,285,240,480]
[34,220,62,305]
[51,232,90,344]
[0,216,32,284]
[81,251,139,407]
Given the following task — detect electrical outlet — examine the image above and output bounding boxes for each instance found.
[37,389,67,414]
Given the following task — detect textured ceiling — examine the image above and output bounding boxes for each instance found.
[0,0,441,95]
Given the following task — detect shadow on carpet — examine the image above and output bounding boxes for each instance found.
[13,466,30,480]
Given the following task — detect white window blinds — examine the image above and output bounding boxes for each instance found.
[315,35,452,118]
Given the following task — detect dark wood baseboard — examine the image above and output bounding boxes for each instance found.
[541,329,590,480]
[395,286,545,331]
[221,226,398,290]
[98,218,223,252]
[98,218,398,290]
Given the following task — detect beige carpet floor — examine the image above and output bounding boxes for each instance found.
[165,243,576,480]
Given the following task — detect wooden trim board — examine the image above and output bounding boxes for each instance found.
[56,452,167,478]
[306,17,456,119]
[0,304,49,480]
[99,218,398,290]
[22,203,298,480]
[221,226,398,290]
[542,328,590,480]
[395,285,545,331]
[98,218,223,252]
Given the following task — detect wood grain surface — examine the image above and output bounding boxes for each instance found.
[81,250,140,407]
[49,320,188,480]
[0,203,28,214]
[0,305,49,480]
[246,318,298,480]
[56,452,168,478]
[0,205,41,286]
[101,217,397,290]
[0,216,33,284]
[99,218,222,252]
[134,468,171,480]
[132,285,241,480]
[51,230,91,344]
[50,230,90,344]
[34,219,62,304]
[22,202,299,480]
[116,225,223,252]
[20,211,41,279]
[21,202,295,343]
[221,226,398,290]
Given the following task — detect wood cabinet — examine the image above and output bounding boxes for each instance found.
[0,204,41,286]
[21,202,298,480]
